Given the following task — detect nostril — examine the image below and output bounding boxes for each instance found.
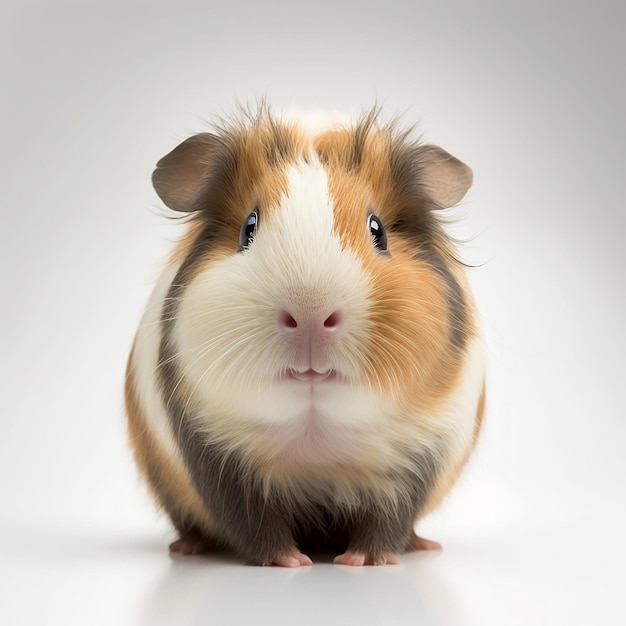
[279,310,298,330]
[323,311,343,330]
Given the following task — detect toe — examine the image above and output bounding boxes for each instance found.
[334,551,366,566]
[334,551,401,566]
[272,551,313,568]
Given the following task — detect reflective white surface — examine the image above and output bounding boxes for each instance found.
[1,1,624,624]
[2,502,624,626]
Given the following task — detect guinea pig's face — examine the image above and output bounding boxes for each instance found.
[154,113,474,433]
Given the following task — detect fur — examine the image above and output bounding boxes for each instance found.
[126,105,484,564]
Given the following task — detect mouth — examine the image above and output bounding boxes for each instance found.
[282,368,344,383]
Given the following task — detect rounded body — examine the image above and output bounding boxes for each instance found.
[125,108,485,565]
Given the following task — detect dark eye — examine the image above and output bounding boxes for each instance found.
[368,213,388,252]
[239,209,258,251]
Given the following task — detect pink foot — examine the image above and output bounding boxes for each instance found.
[272,551,313,568]
[406,532,442,552]
[169,535,219,556]
[333,550,401,566]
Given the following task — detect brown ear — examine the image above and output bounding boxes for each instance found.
[420,145,473,208]
[152,133,224,212]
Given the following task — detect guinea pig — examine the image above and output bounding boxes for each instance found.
[125,105,485,567]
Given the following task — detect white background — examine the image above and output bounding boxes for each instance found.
[1,1,625,625]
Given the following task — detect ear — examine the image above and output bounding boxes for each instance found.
[152,133,224,212]
[420,145,473,208]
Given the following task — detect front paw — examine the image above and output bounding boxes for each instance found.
[241,536,312,567]
[271,550,313,568]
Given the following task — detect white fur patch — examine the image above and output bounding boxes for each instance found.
[131,262,182,460]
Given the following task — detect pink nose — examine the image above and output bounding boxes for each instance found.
[278,310,343,333]
[277,308,345,372]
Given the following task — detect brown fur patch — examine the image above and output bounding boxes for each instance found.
[125,344,214,536]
